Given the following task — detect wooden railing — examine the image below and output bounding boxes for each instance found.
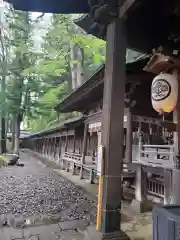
[61,151,136,184]
[61,152,97,183]
[147,178,164,198]
[63,152,82,162]
[140,145,174,169]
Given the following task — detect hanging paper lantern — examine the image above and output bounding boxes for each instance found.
[151,72,178,114]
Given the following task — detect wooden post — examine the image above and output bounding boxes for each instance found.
[36,139,38,152]
[35,139,37,152]
[135,165,147,202]
[171,78,180,204]
[149,124,153,144]
[59,137,62,159]
[53,137,57,160]
[41,139,44,154]
[47,138,50,156]
[43,139,45,155]
[73,134,76,153]
[49,138,52,157]
[138,123,142,159]
[80,123,88,179]
[44,138,46,155]
[164,170,172,204]
[38,139,40,152]
[125,108,132,163]
[98,18,128,239]
[65,132,68,152]
[131,122,148,213]
[39,139,41,153]
[72,134,77,175]
[52,138,55,157]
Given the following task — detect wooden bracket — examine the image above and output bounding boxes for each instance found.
[143,53,180,75]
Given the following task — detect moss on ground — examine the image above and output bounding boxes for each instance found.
[0,155,8,167]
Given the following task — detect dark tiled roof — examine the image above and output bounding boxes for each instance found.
[23,116,83,139]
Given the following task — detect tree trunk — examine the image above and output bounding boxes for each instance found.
[0,74,6,154]
[13,114,21,155]
[70,42,84,90]
[70,42,77,90]
[11,116,16,151]
[76,46,84,86]
[0,17,8,155]
[0,117,6,154]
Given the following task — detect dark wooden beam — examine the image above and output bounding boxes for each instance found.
[171,75,180,204]
[99,18,128,239]
[80,123,88,179]
[125,107,132,163]
[119,0,137,18]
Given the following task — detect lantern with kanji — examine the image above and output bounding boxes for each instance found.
[151,72,178,114]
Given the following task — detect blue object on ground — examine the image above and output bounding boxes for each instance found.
[153,204,180,240]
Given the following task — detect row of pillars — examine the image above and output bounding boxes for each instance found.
[33,136,65,159]
[33,134,83,158]
[31,126,92,179]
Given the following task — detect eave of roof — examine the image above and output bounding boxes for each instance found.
[57,58,152,113]
[23,116,84,139]
[5,0,89,13]
[75,0,180,54]
[56,64,105,112]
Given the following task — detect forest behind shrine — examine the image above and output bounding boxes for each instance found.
[0,3,142,154]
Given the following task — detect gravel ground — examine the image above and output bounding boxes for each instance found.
[0,152,97,223]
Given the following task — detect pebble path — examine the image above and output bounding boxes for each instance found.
[0,152,97,224]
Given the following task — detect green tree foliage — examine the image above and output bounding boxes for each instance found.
[0,6,145,141]
[29,82,69,132]
[39,14,105,83]
[26,14,106,131]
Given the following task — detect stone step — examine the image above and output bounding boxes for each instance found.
[59,230,84,240]
[59,219,89,231]
[84,225,131,240]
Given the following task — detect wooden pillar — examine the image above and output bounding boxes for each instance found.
[37,139,39,152]
[53,137,56,159]
[39,139,41,153]
[38,139,40,153]
[46,138,50,156]
[48,138,51,157]
[35,139,37,152]
[43,138,46,155]
[72,134,77,175]
[164,170,172,204]
[98,19,127,238]
[171,79,180,204]
[65,133,68,152]
[55,138,59,160]
[135,165,147,202]
[59,136,62,159]
[36,139,38,152]
[34,139,37,151]
[125,108,132,163]
[51,138,54,157]
[131,122,148,212]
[80,123,88,179]
[73,134,76,153]
[41,139,43,154]
[149,124,153,144]
[43,138,45,155]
